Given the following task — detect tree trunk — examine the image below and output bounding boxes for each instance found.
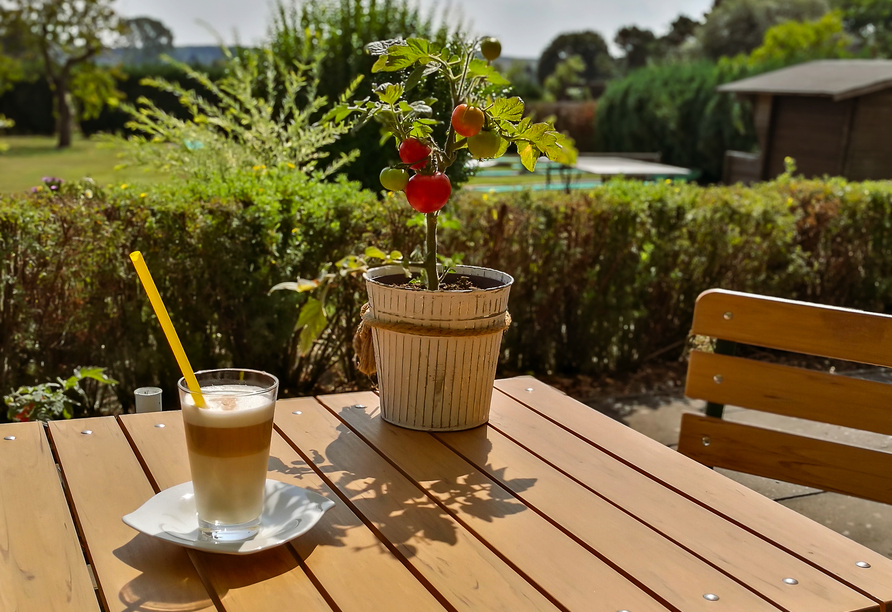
[54,77,73,149]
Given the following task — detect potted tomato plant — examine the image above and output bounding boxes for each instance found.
[300,36,576,430]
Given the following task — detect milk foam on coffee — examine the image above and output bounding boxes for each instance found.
[182,385,275,526]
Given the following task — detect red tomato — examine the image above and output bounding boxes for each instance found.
[398,138,431,170]
[451,104,485,138]
[405,172,451,213]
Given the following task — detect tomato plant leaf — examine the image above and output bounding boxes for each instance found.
[489,97,524,122]
[544,137,577,166]
[406,38,431,57]
[409,121,433,139]
[270,278,319,293]
[365,39,405,56]
[467,58,510,86]
[365,246,387,259]
[296,297,327,356]
[408,101,433,116]
[404,65,426,94]
[494,136,511,159]
[518,141,539,172]
[374,83,404,105]
[372,47,421,72]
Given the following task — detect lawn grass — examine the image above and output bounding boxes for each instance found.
[0,135,164,194]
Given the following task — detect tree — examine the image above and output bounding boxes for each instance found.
[118,16,174,65]
[836,0,892,56]
[537,31,614,87]
[503,59,543,101]
[696,0,831,59]
[0,42,21,141]
[748,10,851,65]
[615,25,658,72]
[662,15,699,49]
[0,0,126,148]
[0,42,22,92]
[543,54,590,100]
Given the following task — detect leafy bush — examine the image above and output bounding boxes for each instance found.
[4,367,117,421]
[6,173,892,413]
[441,175,892,374]
[0,169,384,418]
[596,61,756,182]
[109,46,360,182]
[266,0,471,191]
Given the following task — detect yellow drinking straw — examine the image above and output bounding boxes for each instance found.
[129,251,206,407]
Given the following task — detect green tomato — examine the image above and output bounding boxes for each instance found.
[379,167,410,191]
[481,38,501,61]
[468,129,503,159]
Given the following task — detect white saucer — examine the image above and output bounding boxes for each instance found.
[123,479,335,555]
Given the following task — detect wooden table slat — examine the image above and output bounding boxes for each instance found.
[6,376,889,612]
[121,410,445,612]
[118,412,332,612]
[495,376,892,606]
[0,422,99,612]
[275,395,561,612]
[482,391,878,612]
[48,417,216,612]
[322,392,790,612]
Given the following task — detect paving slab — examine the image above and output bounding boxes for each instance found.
[780,492,892,559]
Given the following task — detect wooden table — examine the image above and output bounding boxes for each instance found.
[3,376,892,612]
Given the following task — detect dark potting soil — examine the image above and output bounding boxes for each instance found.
[374,272,504,291]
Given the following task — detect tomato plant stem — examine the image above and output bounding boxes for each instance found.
[425,212,438,290]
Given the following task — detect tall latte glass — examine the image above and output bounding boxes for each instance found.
[177,369,278,541]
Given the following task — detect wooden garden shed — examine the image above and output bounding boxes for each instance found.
[718,60,892,183]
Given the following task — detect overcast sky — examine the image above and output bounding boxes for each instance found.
[115,0,715,58]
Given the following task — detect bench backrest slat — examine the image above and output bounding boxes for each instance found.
[681,289,892,504]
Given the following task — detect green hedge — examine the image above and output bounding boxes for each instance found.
[595,61,757,183]
[4,173,892,417]
[0,169,386,415]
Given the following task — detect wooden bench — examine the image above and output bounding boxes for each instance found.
[680,288,892,504]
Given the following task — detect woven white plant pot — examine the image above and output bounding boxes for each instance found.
[363,265,513,431]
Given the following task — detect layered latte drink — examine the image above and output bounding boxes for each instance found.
[178,369,278,541]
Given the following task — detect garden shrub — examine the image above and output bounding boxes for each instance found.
[5,173,892,419]
[0,168,384,417]
[595,61,757,183]
[266,0,472,191]
[444,175,892,374]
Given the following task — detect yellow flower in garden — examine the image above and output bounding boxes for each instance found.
[286,163,295,169]
[120,183,128,189]
[140,193,147,198]
[482,193,489,201]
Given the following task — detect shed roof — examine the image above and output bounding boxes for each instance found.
[717,60,892,101]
